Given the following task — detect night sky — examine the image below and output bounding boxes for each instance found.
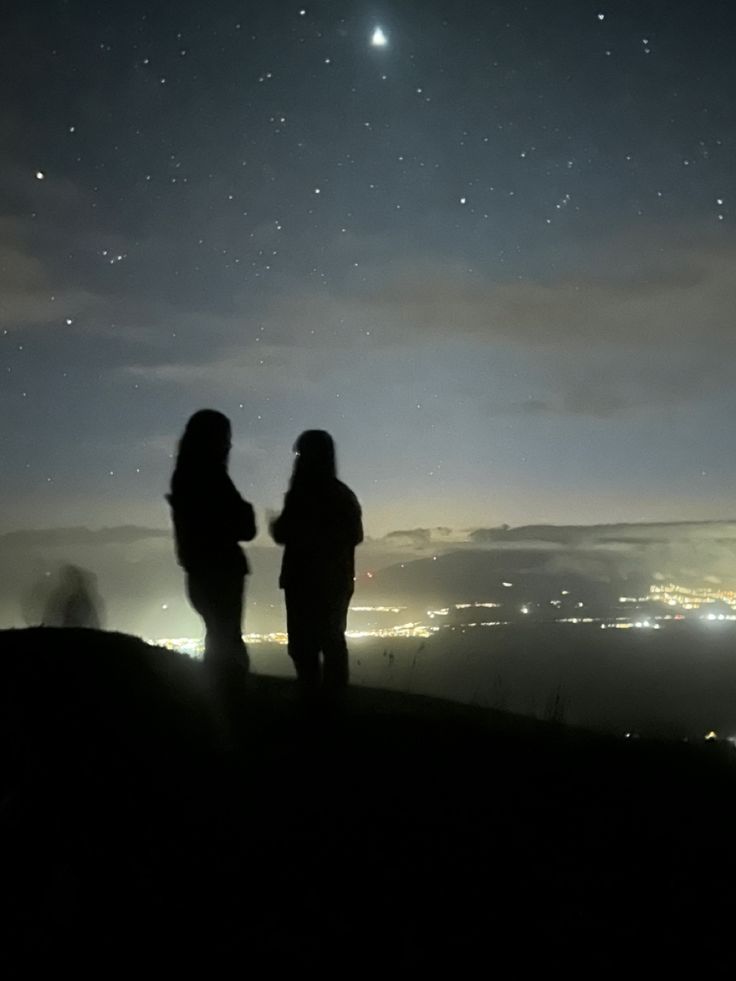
[2,0,736,538]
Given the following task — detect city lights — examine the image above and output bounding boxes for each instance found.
[151,578,736,658]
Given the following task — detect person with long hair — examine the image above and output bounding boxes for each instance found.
[270,430,363,691]
[167,409,256,668]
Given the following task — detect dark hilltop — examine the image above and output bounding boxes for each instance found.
[3,626,735,970]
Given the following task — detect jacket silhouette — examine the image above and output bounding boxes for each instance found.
[271,430,363,690]
[168,410,256,666]
[169,467,255,576]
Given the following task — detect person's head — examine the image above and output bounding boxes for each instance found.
[290,429,337,486]
[60,564,86,591]
[174,409,232,473]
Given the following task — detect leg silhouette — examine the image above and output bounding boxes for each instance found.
[285,589,321,689]
[187,570,248,669]
[321,599,350,690]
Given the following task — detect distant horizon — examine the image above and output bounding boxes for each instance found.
[4,515,736,639]
[5,513,736,541]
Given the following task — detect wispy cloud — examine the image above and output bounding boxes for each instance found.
[0,525,171,549]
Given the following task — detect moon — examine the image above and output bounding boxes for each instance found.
[371,26,388,47]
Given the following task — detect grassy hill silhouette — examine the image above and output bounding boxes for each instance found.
[3,627,735,970]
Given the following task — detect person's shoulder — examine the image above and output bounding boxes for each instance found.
[334,479,360,507]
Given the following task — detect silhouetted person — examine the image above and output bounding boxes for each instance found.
[167,410,256,669]
[41,564,105,629]
[270,430,363,691]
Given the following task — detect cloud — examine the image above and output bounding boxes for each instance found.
[0,234,100,330]
[120,334,371,396]
[469,520,736,546]
[0,525,171,550]
[0,205,249,342]
[461,520,736,585]
[362,520,736,607]
[126,226,736,413]
[384,528,434,547]
[381,527,459,550]
[354,235,736,351]
[7,196,733,420]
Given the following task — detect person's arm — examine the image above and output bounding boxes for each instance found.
[270,500,290,544]
[236,499,257,542]
[335,486,363,546]
[224,476,257,542]
[351,495,364,546]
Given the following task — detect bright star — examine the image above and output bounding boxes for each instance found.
[371,26,388,47]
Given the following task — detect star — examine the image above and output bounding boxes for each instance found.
[371,27,388,47]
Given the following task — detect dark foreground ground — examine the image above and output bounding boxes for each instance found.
[2,628,736,971]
